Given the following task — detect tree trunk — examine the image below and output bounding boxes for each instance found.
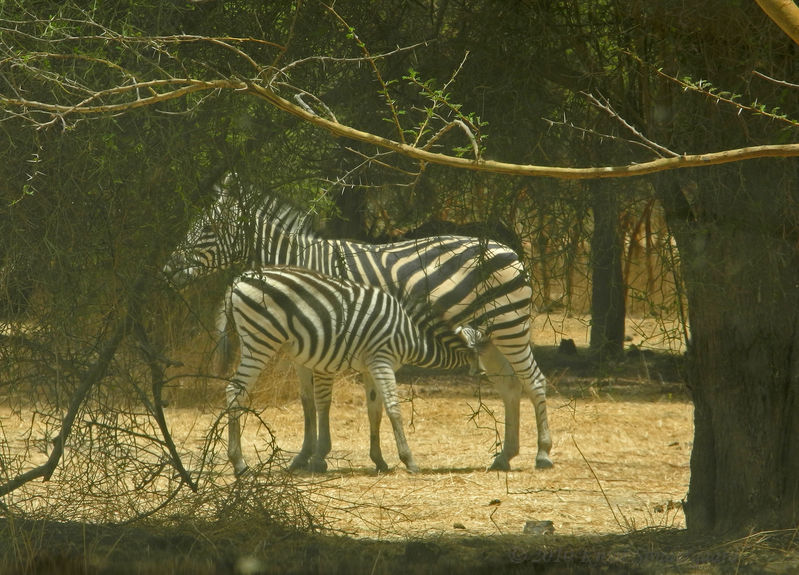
[660,169,799,534]
[589,180,625,357]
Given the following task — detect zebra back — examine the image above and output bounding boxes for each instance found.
[228,266,449,373]
[165,182,532,370]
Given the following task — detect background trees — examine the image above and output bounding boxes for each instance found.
[1,0,797,536]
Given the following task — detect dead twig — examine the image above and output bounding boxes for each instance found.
[581,91,679,158]
[132,319,198,493]
[572,435,626,533]
[0,307,130,497]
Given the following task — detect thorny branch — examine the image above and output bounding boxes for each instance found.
[2,23,798,179]
[0,295,132,497]
[132,320,198,493]
[624,50,799,129]
[408,51,476,151]
[580,91,679,158]
[325,4,407,144]
[752,70,799,90]
[7,72,798,182]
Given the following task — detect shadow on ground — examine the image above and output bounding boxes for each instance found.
[1,516,797,574]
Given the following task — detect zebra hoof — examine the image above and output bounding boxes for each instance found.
[405,463,420,474]
[374,460,389,473]
[234,465,251,478]
[488,456,511,472]
[308,458,328,473]
[289,455,311,472]
[535,454,554,470]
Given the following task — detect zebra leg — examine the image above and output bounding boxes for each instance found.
[362,373,389,473]
[226,374,256,477]
[227,404,246,476]
[521,349,553,469]
[368,363,419,473]
[484,340,553,470]
[477,341,522,471]
[289,366,317,471]
[226,335,280,476]
[308,372,333,473]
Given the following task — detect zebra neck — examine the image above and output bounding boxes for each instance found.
[254,225,325,270]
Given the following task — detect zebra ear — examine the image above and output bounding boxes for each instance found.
[212,172,237,200]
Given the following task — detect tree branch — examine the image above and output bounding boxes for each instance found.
[0,79,231,121]
[246,81,799,179]
[132,320,198,493]
[754,0,799,45]
[5,77,799,179]
[0,311,130,497]
[581,91,679,158]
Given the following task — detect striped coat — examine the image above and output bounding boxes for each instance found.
[166,179,552,471]
[220,266,481,474]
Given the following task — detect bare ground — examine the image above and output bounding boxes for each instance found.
[3,342,798,573]
[0,362,691,536]
[0,316,690,534]
[14,316,799,573]
[219,376,690,537]
[194,314,691,538]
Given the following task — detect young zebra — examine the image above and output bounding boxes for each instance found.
[166,175,553,471]
[218,266,482,475]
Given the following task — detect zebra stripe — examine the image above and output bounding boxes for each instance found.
[166,179,553,471]
[220,266,479,474]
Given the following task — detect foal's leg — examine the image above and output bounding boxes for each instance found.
[362,373,389,472]
[309,373,334,472]
[368,362,418,473]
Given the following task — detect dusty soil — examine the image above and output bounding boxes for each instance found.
[0,313,714,573]
[186,313,691,538]
[214,369,691,539]
[0,314,690,538]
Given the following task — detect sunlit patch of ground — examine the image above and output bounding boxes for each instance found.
[203,372,691,539]
[1,311,689,540]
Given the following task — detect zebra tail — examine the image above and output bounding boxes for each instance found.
[215,286,236,377]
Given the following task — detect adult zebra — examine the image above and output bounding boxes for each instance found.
[220,266,483,474]
[165,177,553,471]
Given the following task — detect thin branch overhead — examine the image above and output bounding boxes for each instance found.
[581,91,679,158]
[1,26,798,180]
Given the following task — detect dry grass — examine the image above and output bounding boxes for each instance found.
[0,311,699,574]
[7,328,799,574]
[210,372,691,539]
[1,352,690,540]
[186,311,690,539]
[1,308,689,527]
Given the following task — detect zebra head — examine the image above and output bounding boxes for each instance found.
[164,174,322,288]
[163,182,253,288]
[454,325,487,376]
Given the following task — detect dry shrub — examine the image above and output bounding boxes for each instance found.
[0,316,319,539]
[158,283,301,410]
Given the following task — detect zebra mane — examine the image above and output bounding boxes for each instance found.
[259,195,318,239]
[213,173,319,239]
